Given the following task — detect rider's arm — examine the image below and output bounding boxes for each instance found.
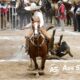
[25,23,32,28]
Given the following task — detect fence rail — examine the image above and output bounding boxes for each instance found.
[0,1,52,30]
[0,4,20,30]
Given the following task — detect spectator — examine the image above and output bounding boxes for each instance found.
[10,0,17,29]
[76,1,80,32]
[58,0,66,31]
[66,1,72,26]
[54,3,60,27]
[16,0,32,29]
[70,1,78,31]
[0,0,8,30]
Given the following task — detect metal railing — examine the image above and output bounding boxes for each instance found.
[0,1,53,31]
[0,3,20,30]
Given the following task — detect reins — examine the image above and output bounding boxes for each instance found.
[29,31,45,47]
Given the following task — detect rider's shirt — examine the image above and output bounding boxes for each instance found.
[34,11,44,27]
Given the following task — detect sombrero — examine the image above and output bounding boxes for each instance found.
[58,0,62,4]
[24,2,41,11]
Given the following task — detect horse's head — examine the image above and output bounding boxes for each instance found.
[29,16,45,47]
[32,16,40,38]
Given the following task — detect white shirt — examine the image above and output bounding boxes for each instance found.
[25,11,44,28]
[70,6,75,14]
[76,7,80,15]
[24,0,30,5]
[34,11,44,27]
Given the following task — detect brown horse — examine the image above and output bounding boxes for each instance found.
[26,19,49,70]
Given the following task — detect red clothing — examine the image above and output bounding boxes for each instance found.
[0,4,8,14]
[59,3,66,20]
[1,8,8,14]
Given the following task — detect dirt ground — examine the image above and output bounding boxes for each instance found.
[0,26,80,80]
[0,60,80,80]
[0,26,80,59]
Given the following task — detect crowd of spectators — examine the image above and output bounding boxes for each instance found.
[0,0,80,32]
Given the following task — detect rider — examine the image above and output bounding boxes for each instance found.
[24,2,51,40]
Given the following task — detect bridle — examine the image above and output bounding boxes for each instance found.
[29,20,45,47]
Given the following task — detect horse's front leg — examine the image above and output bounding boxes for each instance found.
[32,57,38,70]
[28,58,33,68]
[41,57,46,70]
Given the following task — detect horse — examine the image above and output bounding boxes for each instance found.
[25,17,49,70]
[49,30,73,59]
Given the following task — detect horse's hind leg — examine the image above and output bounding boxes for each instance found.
[41,57,46,70]
[32,58,38,70]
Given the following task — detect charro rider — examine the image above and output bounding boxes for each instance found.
[24,1,51,41]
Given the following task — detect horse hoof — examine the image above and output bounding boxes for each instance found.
[39,72,45,75]
[38,70,45,75]
[36,72,40,77]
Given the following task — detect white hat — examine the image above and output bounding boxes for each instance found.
[24,3,41,11]
[63,0,68,2]
[58,0,62,4]
[68,1,72,4]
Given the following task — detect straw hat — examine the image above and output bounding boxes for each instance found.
[24,2,41,11]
